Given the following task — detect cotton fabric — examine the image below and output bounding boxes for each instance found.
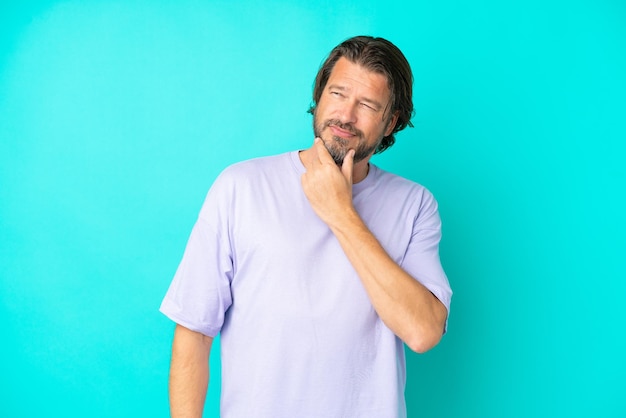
[160,151,451,417]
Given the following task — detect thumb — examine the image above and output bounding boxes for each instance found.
[341,149,355,183]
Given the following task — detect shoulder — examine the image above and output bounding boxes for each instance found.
[205,151,299,202]
[370,165,437,209]
[199,152,295,217]
[219,152,291,177]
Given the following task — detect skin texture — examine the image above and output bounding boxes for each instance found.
[300,58,448,352]
[168,324,213,417]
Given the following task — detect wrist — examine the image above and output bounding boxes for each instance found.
[327,206,365,237]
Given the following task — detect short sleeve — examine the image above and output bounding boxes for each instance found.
[159,174,234,337]
[401,189,452,328]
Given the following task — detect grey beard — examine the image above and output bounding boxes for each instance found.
[313,119,379,166]
[322,135,350,166]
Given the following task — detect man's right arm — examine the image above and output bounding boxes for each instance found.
[169,324,214,418]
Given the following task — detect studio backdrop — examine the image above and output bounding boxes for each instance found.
[1,1,624,417]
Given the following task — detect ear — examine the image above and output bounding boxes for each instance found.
[384,111,399,137]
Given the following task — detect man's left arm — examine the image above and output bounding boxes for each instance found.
[301,139,448,353]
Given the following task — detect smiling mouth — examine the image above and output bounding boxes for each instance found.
[326,119,359,137]
[329,125,355,138]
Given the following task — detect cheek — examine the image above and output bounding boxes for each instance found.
[322,103,338,119]
[367,121,388,139]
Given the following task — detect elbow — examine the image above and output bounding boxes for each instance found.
[406,298,448,353]
[406,334,440,354]
[404,325,444,354]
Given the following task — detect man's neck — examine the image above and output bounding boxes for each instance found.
[351,160,370,184]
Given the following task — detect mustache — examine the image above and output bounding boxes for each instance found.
[324,119,362,137]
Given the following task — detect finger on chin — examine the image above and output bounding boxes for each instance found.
[341,149,355,178]
[315,138,333,162]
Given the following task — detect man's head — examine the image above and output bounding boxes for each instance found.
[309,36,414,164]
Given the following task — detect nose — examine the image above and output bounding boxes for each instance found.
[337,102,358,125]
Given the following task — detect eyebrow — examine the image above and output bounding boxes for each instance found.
[327,84,384,111]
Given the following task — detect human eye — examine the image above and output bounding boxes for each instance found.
[360,102,377,111]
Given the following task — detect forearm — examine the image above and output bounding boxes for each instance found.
[330,210,447,353]
[299,140,447,352]
[169,325,213,418]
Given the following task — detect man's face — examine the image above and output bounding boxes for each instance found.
[313,57,398,166]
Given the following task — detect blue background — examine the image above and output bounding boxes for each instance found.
[1,1,625,416]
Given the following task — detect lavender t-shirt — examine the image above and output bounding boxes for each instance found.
[160,151,452,418]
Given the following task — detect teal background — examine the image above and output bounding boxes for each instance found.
[1,0,624,416]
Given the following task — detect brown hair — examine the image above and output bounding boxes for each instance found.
[309,36,414,153]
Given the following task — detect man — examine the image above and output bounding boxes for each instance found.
[160,36,452,417]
